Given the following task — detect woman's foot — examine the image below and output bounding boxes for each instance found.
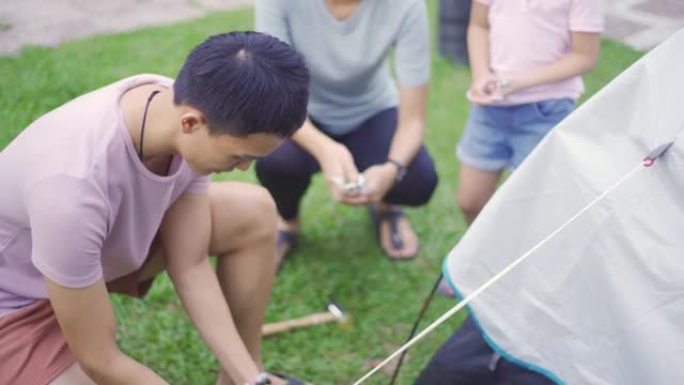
[369,205,420,260]
[275,219,299,270]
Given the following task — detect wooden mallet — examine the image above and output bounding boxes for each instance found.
[262,300,349,337]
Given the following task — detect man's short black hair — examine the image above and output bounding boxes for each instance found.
[174,31,310,137]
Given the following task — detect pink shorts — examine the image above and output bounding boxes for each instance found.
[0,258,159,384]
[0,300,76,385]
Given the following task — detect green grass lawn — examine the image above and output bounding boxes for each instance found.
[0,3,643,384]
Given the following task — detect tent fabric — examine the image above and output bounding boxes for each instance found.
[444,28,684,385]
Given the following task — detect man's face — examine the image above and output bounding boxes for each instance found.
[180,126,282,175]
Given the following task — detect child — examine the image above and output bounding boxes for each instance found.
[457,0,603,225]
[424,1,603,383]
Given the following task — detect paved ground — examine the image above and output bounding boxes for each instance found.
[0,0,252,56]
[0,0,683,56]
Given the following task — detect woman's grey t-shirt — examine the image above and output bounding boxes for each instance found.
[255,0,430,135]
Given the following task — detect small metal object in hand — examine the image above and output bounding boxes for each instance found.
[343,174,365,194]
[496,78,510,90]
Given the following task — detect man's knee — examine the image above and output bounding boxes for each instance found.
[209,183,278,248]
[244,186,279,231]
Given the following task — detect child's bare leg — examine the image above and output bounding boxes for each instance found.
[457,164,501,225]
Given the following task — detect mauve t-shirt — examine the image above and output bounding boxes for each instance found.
[0,74,210,317]
[477,0,604,104]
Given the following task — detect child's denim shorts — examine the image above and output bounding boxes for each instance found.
[457,98,575,171]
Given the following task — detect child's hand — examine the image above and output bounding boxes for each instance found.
[490,76,519,99]
[467,88,499,105]
[472,73,497,95]
[467,73,501,105]
[468,76,523,104]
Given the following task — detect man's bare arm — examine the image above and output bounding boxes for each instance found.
[46,278,169,384]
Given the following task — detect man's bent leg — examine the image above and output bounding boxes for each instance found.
[49,363,95,385]
[207,182,279,384]
[0,300,85,385]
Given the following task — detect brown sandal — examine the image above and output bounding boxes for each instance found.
[276,230,298,271]
[368,207,418,260]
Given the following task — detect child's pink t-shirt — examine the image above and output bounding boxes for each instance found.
[0,75,210,316]
[477,0,604,105]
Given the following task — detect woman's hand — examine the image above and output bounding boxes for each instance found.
[317,143,368,205]
[361,163,397,203]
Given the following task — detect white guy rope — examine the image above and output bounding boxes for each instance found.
[352,162,647,385]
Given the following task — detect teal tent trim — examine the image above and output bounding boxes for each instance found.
[441,258,565,385]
